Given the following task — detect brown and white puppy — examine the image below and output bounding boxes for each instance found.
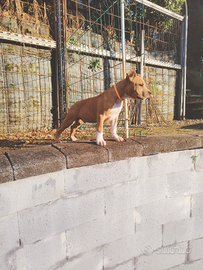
[55,70,151,146]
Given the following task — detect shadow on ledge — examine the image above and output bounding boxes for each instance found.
[181,123,203,130]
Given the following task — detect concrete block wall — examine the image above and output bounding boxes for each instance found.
[0,134,203,269]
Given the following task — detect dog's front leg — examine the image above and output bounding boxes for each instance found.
[96,115,106,146]
[110,118,124,142]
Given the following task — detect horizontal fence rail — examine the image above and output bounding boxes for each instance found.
[136,0,184,21]
[0,30,56,49]
[66,43,182,70]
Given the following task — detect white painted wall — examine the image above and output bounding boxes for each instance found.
[0,148,203,270]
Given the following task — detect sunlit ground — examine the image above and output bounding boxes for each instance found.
[0,119,203,152]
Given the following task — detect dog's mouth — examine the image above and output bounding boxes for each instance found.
[137,95,151,101]
[137,95,145,100]
[137,92,151,100]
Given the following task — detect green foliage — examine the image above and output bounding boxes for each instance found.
[193,155,198,163]
[15,64,20,72]
[126,0,184,30]
[153,0,185,14]
[67,37,78,45]
[33,100,40,107]
[39,50,46,57]
[88,59,102,72]
[29,63,34,69]
[5,63,14,71]
[152,79,159,94]
[8,22,14,32]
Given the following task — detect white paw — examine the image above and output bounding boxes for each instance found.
[112,135,124,142]
[96,139,106,146]
[96,131,106,146]
[71,136,77,141]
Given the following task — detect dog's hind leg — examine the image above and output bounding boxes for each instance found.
[54,116,75,143]
[70,119,84,141]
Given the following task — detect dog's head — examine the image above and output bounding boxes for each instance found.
[126,70,151,100]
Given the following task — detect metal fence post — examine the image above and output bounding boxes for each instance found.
[182,0,188,120]
[121,0,128,138]
[54,0,68,123]
[62,0,68,111]
[178,20,185,119]
[53,0,60,127]
[55,0,63,121]
[138,29,145,124]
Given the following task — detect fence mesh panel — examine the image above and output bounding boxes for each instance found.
[61,0,182,138]
[0,43,53,133]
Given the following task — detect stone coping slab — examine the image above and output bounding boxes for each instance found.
[0,133,203,182]
[134,134,202,155]
[53,141,109,168]
[5,146,66,181]
[103,139,143,161]
[0,153,13,183]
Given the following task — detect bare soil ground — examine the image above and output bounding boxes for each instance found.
[0,119,203,153]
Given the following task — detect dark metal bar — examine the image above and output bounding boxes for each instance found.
[38,54,43,127]
[178,20,185,119]
[1,43,10,133]
[182,1,188,120]
[21,46,28,130]
[138,29,145,125]
[121,0,128,138]
[56,0,63,119]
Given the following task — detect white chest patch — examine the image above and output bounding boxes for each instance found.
[108,101,123,121]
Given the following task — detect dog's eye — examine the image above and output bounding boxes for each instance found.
[139,84,143,87]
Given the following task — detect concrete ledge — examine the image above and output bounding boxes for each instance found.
[134,134,202,156]
[5,146,66,180]
[1,133,203,182]
[104,139,143,161]
[0,153,13,183]
[53,141,109,169]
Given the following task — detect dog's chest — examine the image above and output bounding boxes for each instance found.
[108,101,123,121]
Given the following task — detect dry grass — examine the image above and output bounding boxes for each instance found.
[0,0,52,38]
[0,119,203,153]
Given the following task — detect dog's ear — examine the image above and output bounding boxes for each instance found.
[136,74,145,81]
[126,70,137,82]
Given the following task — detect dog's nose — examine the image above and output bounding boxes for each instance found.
[148,91,151,95]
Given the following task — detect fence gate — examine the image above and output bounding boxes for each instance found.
[56,0,186,137]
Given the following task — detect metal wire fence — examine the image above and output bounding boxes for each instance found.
[0,42,53,134]
[61,0,183,137]
[0,0,185,137]
[0,0,54,134]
